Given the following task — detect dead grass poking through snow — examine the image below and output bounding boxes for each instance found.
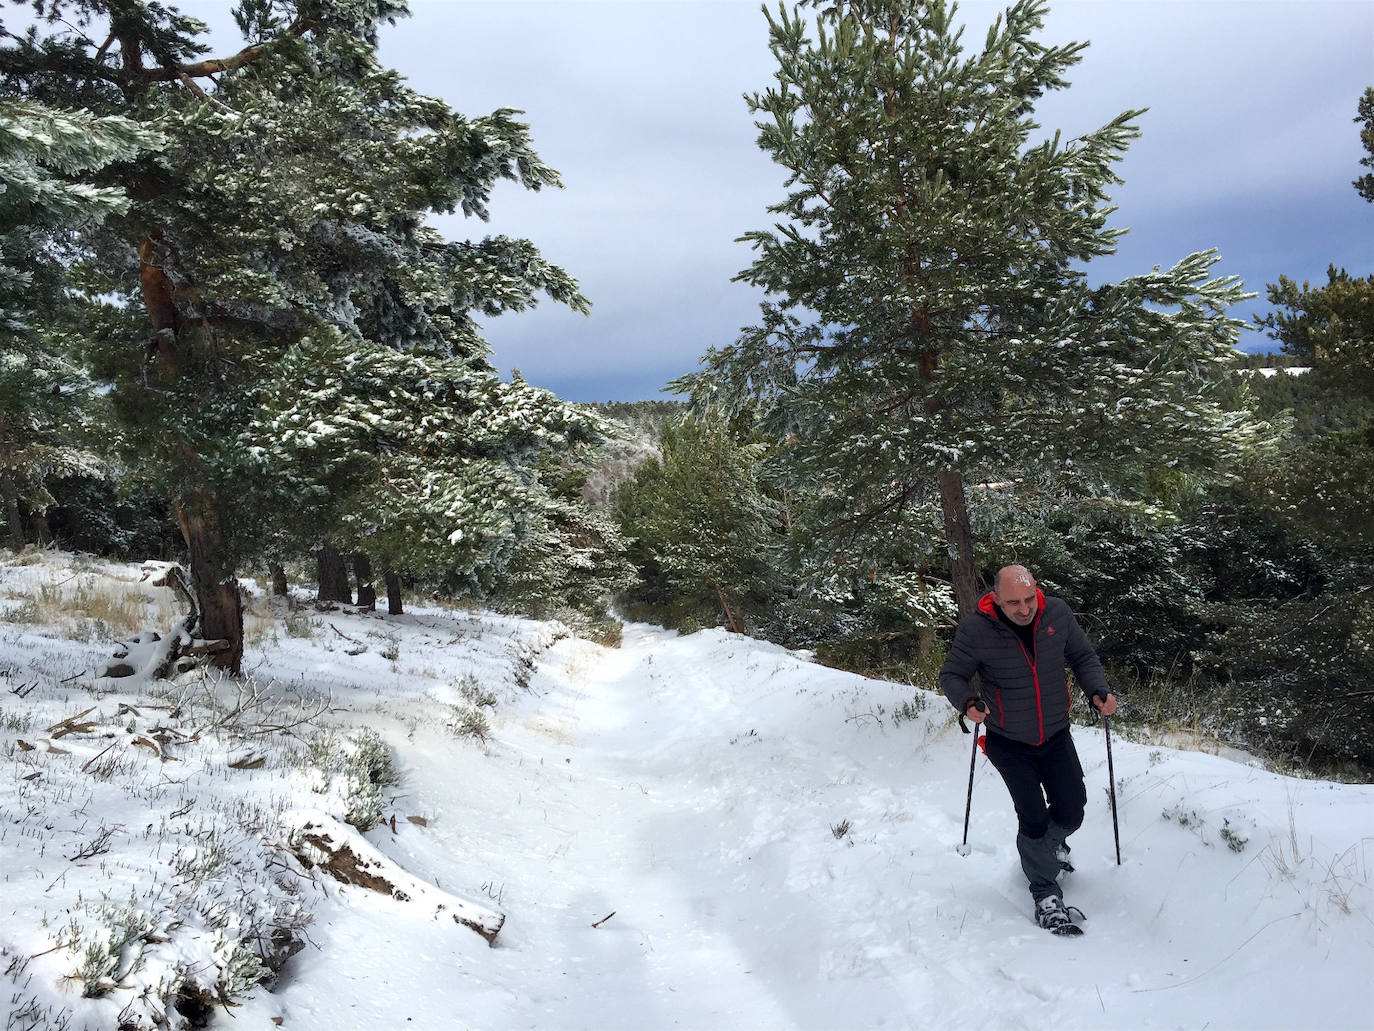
[0,563,177,638]
[241,592,280,647]
[0,547,45,567]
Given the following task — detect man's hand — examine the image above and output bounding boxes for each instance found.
[1092,693,1118,717]
[965,699,987,724]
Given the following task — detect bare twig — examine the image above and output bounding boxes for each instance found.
[67,825,117,862]
[1130,912,1302,992]
[329,623,363,644]
[591,911,616,929]
[48,707,99,739]
[80,740,119,772]
[845,710,883,727]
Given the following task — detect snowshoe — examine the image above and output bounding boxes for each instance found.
[1035,896,1086,937]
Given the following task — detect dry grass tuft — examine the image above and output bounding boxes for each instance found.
[241,592,279,646]
[0,548,45,567]
[0,572,176,638]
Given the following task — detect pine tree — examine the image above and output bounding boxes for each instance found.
[1256,269,1373,397]
[615,413,780,633]
[251,334,605,594]
[1251,88,1374,550]
[0,98,155,548]
[1354,85,1374,204]
[1196,88,1374,770]
[676,0,1253,616]
[486,450,637,633]
[2,2,589,670]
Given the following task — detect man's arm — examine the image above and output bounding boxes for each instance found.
[1063,609,1116,714]
[939,620,985,719]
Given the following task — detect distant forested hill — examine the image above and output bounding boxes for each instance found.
[580,401,686,505]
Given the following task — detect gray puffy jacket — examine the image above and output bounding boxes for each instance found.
[939,590,1110,746]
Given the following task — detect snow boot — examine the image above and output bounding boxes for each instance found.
[1034,895,1085,937]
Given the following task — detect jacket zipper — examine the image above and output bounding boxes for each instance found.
[1012,614,1045,745]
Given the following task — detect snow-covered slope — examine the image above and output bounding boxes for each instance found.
[2,553,1372,1030]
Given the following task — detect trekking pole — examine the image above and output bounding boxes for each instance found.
[1104,715,1121,865]
[956,701,985,857]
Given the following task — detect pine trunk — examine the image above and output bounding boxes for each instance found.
[0,467,23,552]
[385,569,403,615]
[918,341,979,619]
[353,553,377,611]
[715,585,743,634]
[937,468,979,619]
[31,510,51,546]
[316,540,352,604]
[174,487,244,673]
[137,236,243,672]
[270,562,288,597]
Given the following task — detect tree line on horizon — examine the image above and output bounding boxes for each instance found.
[1,0,1370,773]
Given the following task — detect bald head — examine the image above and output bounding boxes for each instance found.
[993,565,1038,625]
[996,565,1036,594]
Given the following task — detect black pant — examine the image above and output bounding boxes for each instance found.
[983,727,1086,902]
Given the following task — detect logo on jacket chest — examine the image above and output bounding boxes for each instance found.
[1046,626,1055,635]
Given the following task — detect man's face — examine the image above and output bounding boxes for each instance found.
[995,576,1038,626]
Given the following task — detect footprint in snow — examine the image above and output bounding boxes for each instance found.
[997,965,1062,1002]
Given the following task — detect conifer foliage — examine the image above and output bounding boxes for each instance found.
[615,414,779,633]
[1251,88,1374,550]
[678,0,1252,616]
[253,336,605,593]
[1,0,596,671]
[0,98,155,549]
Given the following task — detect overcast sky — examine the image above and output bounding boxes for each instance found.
[285,3,1372,399]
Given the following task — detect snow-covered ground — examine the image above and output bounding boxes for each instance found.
[2,551,1372,1030]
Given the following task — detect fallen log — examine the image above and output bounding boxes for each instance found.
[284,811,504,945]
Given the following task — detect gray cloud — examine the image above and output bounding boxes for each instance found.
[205,1,1374,399]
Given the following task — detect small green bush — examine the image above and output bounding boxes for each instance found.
[348,729,399,788]
[456,676,497,709]
[1220,818,1250,853]
[446,705,489,742]
[890,690,929,726]
[284,611,315,638]
[343,729,399,831]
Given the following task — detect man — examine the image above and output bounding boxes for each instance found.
[940,565,1118,936]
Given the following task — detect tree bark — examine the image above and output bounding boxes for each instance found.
[0,467,24,552]
[288,813,503,945]
[353,553,377,611]
[316,540,351,604]
[917,340,979,620]
[138,232,181,373]
[31,510,51,546]
[174,487,244,673]
[269,562,288,598]
[937,468,979,619]
[135,236,244,673]
[715,584,743,634]
[385,569,403,616]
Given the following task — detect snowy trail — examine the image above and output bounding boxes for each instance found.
[270,621,1374,1030]
[502,624,930,1029]
[6,557,1371,1030]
